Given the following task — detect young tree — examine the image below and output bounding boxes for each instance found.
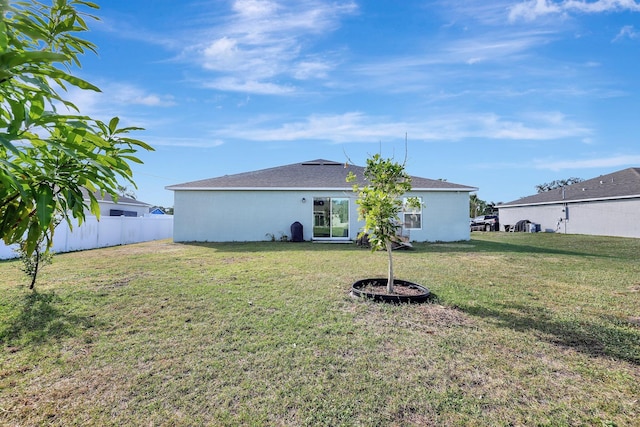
[0,0,153,258]
[347,154,421,293]
[15,230,55,290]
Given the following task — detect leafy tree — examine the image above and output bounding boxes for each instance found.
[469,193,487,218]
[0,0,153,259]
[347,154,421,293]
[117,185,137,200]
[535,178,583,193]
[469,194,498,217]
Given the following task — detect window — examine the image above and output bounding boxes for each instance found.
[110,209,137,217]
[402,197,422,230]
[313,197,349,238]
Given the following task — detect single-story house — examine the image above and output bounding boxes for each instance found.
[166,159,477,242]
[81,189,152,217]
[498,167,640,238]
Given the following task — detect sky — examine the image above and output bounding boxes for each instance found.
[66,0,640,208]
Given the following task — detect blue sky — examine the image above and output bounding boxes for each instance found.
[70,0,640,208]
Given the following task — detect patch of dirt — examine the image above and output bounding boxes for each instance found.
[414,304,473,328]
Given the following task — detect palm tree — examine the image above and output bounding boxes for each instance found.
[117,185,137,200]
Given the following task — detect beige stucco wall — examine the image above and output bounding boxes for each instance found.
[172,189,471,242]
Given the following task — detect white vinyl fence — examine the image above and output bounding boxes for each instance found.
[0,215,173,260]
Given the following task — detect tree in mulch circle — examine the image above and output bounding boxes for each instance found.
[347,154,422,294]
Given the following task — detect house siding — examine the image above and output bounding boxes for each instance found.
[415,191,470,242]
[173,189,471,242]
[498,198,640,238]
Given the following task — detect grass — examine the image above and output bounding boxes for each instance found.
[0,233,639,426]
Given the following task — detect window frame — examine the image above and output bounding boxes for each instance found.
[402,197,422,230]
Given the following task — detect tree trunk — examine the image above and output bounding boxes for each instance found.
[29,248,40,290]
[386,240,394,293]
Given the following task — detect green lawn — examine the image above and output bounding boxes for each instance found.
[1,233,638,426]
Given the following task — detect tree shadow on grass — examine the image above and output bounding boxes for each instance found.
[179,239,619,260]
[179,240,359,253]
[0,290,96,346]
[459,302,640,365]
[415,239,617,259]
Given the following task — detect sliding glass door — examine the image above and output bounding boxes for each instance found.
[313,197,349,239]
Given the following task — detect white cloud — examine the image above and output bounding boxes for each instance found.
[510,0,640,22]
[613,25,640,41]
[212,111,590,143]
[232,0,280,18]
[215,112,404,142]
[348,29,557,94]
[64,83,175,113]
[203,77,296,95]
[509,0,562,21]
[144,136,225,148]
[292,60,333,80]
[535,154,640,170]
[109,84,176,107]
[187,1,357,94]
[563,0,640,13]
[444,31,553,63]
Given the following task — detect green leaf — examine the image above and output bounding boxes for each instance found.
[88,193,100,217]
[119,155,143,164]
[75,0,100,9]
[25,222,40,255]
[36,185,55,228]
[0,21,7,53]
[0,134,21,156]
[0,51,69,68]
[108,117,120,134]
[47,69,101,91]
[7,99,26,135]
[28,94,45,121]
[119,137,154,151]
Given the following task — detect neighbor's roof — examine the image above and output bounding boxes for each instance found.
[81,188,151,207]
[500,167,640,207]
[166,159,477,192]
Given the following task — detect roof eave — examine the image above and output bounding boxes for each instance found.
[166,186,478,192]
[499,193,640,208]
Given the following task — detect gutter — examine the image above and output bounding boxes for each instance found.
[499,193,640,208]
[165,186,479,192]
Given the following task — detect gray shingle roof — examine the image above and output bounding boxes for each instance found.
[81,188,151,207]
[166,159,476,191]
[501,167,640,206]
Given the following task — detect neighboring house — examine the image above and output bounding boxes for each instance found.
[498,167,640,238]
[82,189,151,217]
[166,159,477,243]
